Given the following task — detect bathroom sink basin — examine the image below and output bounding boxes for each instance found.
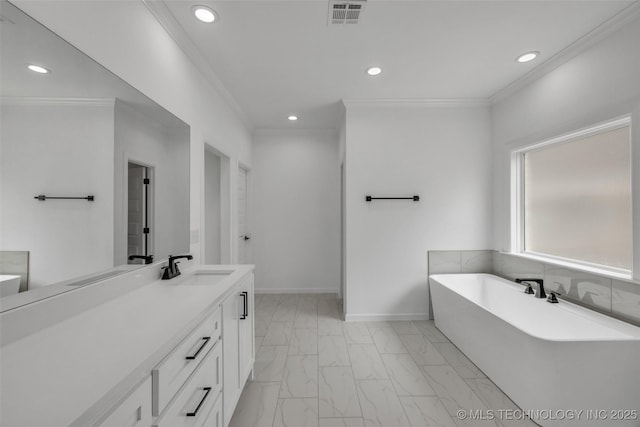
[180,270,233,286]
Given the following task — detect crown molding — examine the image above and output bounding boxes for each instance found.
[341,98,491,108]
[490,1,640,104]
[0,97,115,107]
[141,0,254,132]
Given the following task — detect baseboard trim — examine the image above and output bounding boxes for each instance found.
[344,313,429,322]
[255,288,338,295]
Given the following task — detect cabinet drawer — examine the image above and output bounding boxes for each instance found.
[154,342,222,427]
[153,309,221,415]
[98,377,151,427]
[204,391,223,427]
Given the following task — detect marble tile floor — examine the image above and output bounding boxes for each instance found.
[229,293,539,427]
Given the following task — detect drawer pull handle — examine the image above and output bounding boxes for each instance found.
[186,387,211,417]
[240,291,248,320]
[186,337,211,360]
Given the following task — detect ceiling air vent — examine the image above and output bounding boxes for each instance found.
[328,0,366,25]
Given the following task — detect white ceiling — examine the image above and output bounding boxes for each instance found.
[163,0,635,130]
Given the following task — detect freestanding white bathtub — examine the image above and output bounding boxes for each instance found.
[429,273,640,427]
[0,275,21,297]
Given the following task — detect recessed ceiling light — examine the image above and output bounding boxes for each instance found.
[288,115,298,121]
[366,66,382,76]
[193,5,216,23]
[516,51,539,63]
[27,64,49,74]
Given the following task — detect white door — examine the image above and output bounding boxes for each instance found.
[238,167,250,264]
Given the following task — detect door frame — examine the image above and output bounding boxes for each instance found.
[126,162,152,262]
[340,162,346,315]
[237,162,252,264]
[120,154,156,266]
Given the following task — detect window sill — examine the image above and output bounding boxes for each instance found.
[501,251,637,284]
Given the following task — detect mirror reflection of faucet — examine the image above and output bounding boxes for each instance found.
[580,290,598,306]
[161,254,193,280]
[128,255,154,264]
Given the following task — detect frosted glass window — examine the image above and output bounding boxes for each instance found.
[523,125,632,271]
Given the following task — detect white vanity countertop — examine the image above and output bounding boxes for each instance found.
[0,264,254,427]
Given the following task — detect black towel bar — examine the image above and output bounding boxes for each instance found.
[365,195,419,202]
[34,195,94,201]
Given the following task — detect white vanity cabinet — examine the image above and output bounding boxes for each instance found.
[152,310,222,416]
[221,273,254,426]
[0,265,254,427]
[153,342,223,427]
[97,377,152,427]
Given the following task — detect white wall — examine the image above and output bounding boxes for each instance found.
[344,103,492,319]
[113,101,190,266]
[204,150,222,264]
[15,0,253,264]
[0,101,114,288]
[491,16,640,277]
[252,130,341,293]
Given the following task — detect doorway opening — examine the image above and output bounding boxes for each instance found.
[127,162,154,264]
[204,145,231,264]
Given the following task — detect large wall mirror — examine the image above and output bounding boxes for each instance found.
[0,1,190,311]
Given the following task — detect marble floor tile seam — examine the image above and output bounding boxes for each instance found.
[420,365,513,427]
[404,389,505,427]
[402,393,462,427]
[353,377,461,427]
[318,362,365,419]
[270,322,315,426]
[386,340,509,426]
[346,357,365,419]
[274,342,365,424]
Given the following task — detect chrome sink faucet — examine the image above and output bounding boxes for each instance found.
[162,254,193,280]
[516,278,546,299]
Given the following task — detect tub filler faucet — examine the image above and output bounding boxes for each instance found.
[516,278,546,299]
